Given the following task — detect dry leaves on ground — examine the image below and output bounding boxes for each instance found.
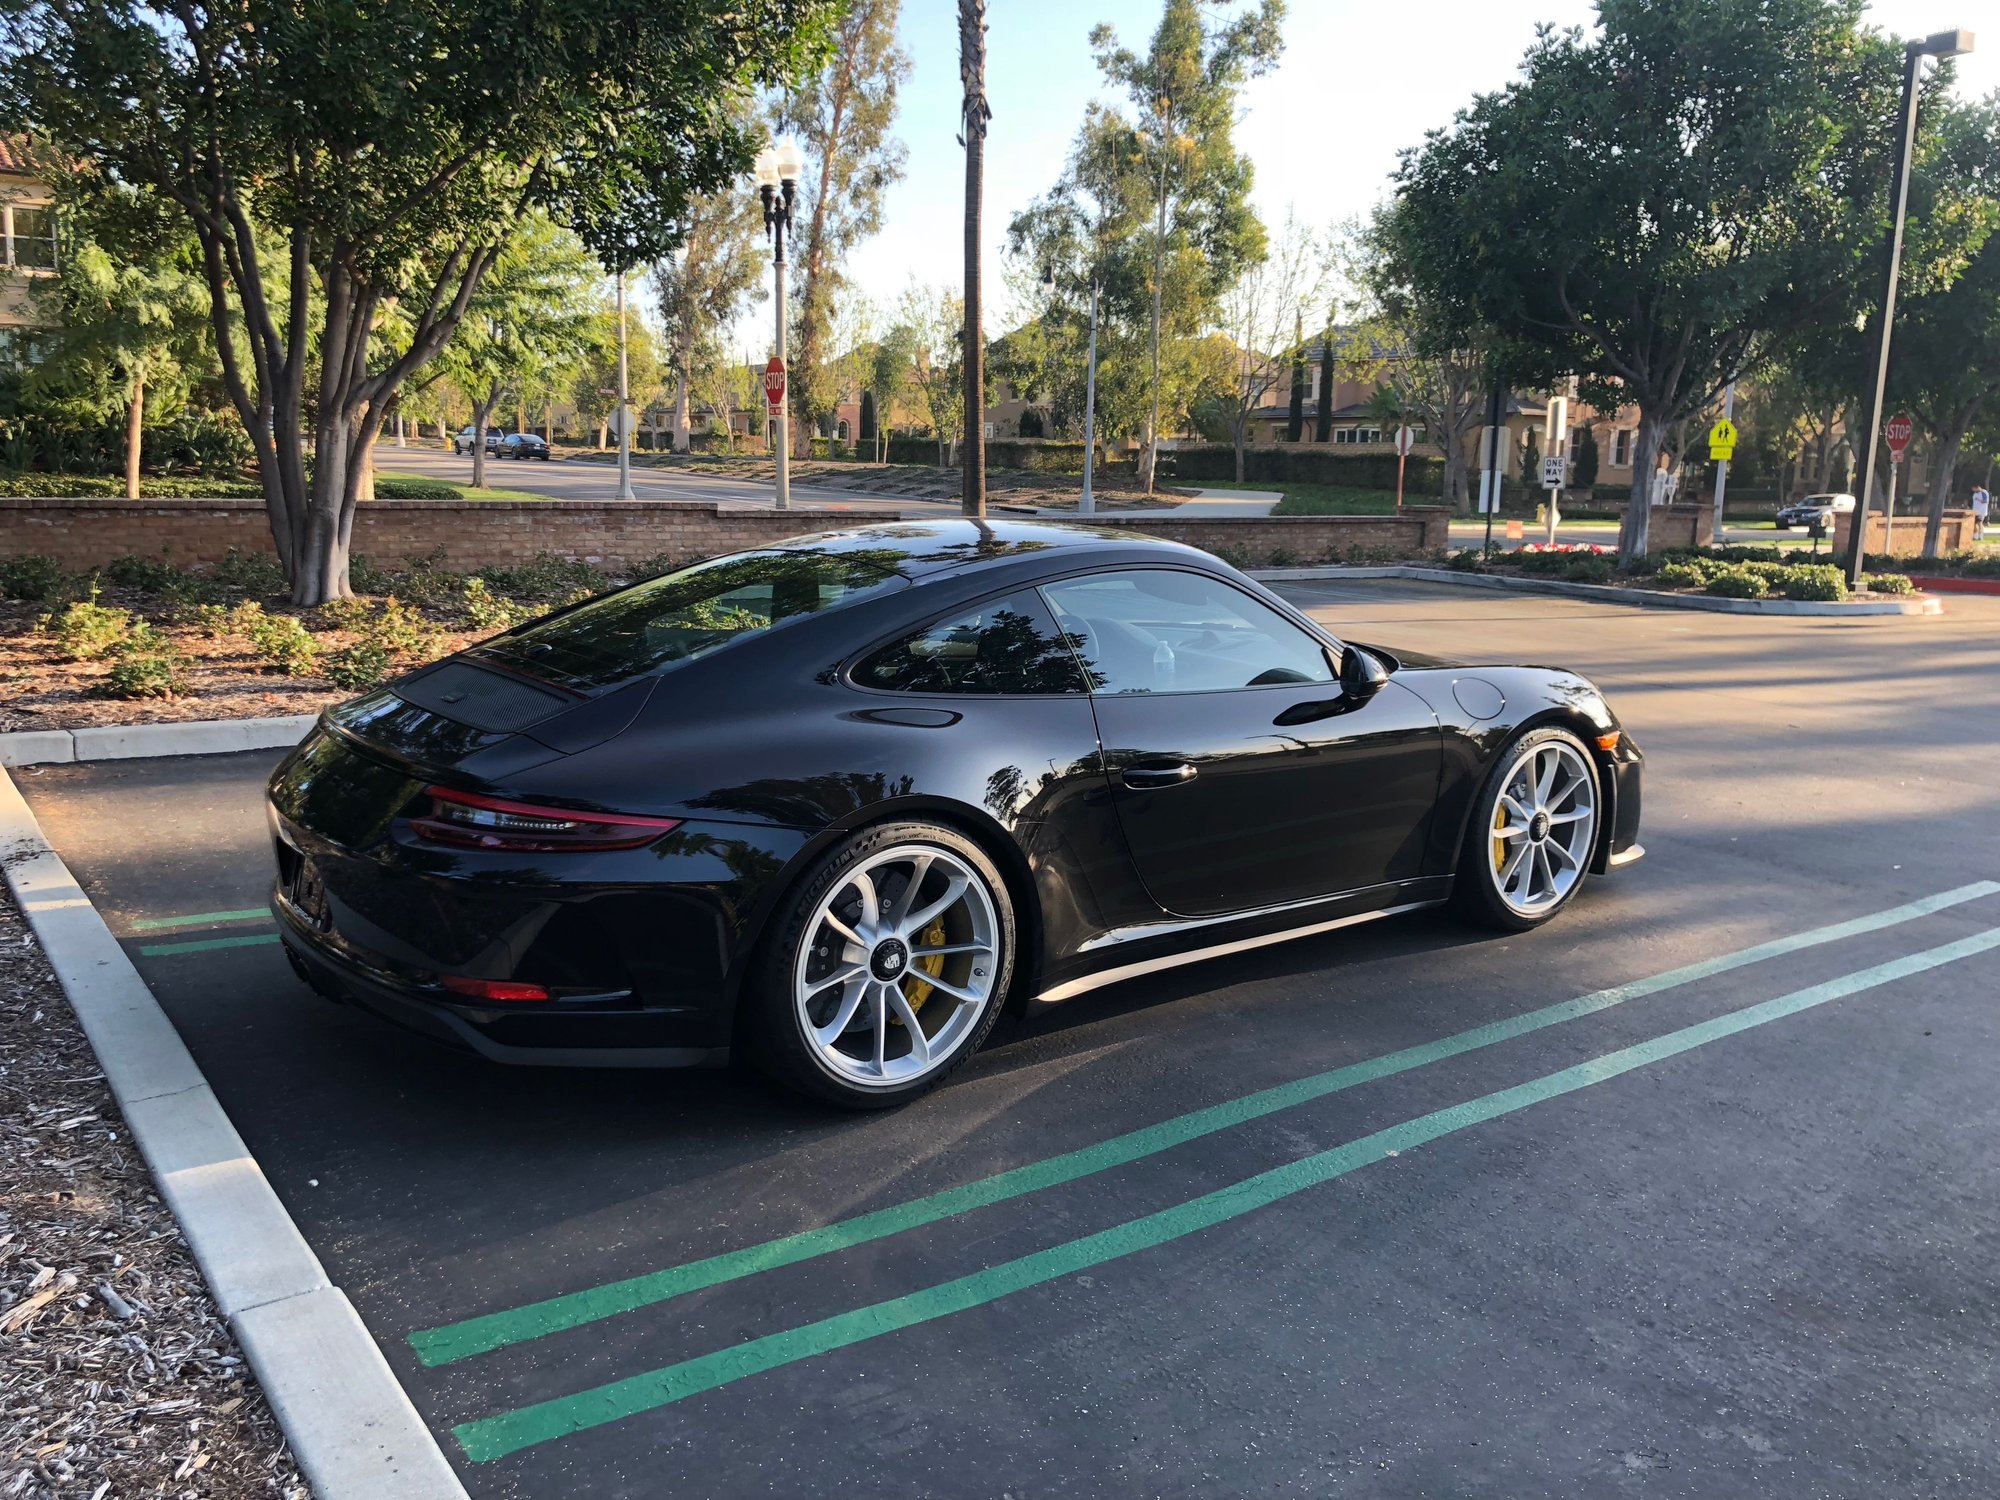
[0,881,304,1498]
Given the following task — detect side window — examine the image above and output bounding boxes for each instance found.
[1039,569,1335,696]
[854,589,1088,696]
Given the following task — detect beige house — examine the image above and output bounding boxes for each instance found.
[0,138,57,367]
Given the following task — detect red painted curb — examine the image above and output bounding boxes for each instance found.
[1905,575,2000,596]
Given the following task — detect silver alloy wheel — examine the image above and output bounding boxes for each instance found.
[791,843,1001,1090]
[1486,739,1599,917]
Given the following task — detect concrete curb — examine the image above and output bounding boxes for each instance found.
[1249,565,1944,616]
[0,765,468,1500]
[0,711,318,768]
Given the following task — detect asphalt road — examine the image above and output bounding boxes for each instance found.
[17,581,2000,1499]
[381,442,961,516]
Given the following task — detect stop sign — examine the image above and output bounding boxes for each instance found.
[763,357,787,411]
[1884,412,1913,464]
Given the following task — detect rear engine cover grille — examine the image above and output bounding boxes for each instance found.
[396,662,570,733]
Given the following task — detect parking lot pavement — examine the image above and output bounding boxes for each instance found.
[380,443,961,516]
[15,581,2000,1498]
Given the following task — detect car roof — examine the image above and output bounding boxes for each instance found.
[762,518,1212,582]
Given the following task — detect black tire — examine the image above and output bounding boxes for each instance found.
[1453,725,1601,933]
[744,821,1016,1109]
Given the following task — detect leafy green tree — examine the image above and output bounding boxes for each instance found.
[1314,326,1336,444]
[655,177,766,454]
[1574,424,1601,490]
[899,281,964,466]
[569,307,664,453]
[23,176,212,497]
[1519,428,1541,488]
[1392,0,1912,559]
[2,0,839,600]
[1214,214,1325,477]
[1285,313,1306,442]
[1088,0,1283,491]
[775,0,909,456]
[431,219,600,486]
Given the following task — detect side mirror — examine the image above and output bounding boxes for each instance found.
[1340,646,1390,702]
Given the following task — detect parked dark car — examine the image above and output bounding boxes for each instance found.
[267,521,1644,1107]
[499,433,551,461]
[1774,493,1855,530]
[453,426,503,456]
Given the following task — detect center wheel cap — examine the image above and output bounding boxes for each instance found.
[1529,811,1552,842]
[870,938,910,981]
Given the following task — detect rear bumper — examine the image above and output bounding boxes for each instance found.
[275,894,729,1068]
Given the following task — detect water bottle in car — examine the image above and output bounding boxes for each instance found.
[1152,638,1175,691]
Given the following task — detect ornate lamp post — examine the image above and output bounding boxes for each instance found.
[754,138,805,511]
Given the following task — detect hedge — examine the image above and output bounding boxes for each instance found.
[0,472,263,498]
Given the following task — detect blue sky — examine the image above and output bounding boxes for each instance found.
[727,1,1996,349]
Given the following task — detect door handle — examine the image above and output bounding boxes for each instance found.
[1122,763,1197,789]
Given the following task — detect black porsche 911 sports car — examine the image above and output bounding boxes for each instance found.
[268,520,1643,1107]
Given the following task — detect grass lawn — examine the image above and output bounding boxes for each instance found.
[375,470,553,503]
[1198,481,1404,516]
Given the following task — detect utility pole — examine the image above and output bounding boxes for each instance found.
[960,0,991,517]
[1480,380,1504,556]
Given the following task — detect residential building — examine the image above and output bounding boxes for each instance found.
[1,137,58,369]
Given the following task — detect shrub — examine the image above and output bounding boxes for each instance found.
[97,639,190,699]
[192,600,270,638]
[321,638,392,688]
[1563,556,1614,583]
[478,553,605,600]
[1863,571,1916,595]
[210,548,288,597]
[0,553,76,602]
[1704,566,1769,599]
[368,595,442,660]
[1444,547,1485,572]
[371,476,461,499]
[1772,564,1845,602]
[348,554,397,593]
[1654,561,1709,590]
[311,597,373,632]
[246,613,320,675]
[1266,545,1300,568]
[461,576,520,631]
[51,592,137,660]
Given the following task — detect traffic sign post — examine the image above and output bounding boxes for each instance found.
[1708,384,1737,541]
[1883,412,1913,532]
[764,356,787,417]
[1393,425,1415,510]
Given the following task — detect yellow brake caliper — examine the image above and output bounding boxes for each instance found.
[899,915,948,1020]
[1494,802,1509,872]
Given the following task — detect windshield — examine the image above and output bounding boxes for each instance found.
[473,551,905,692]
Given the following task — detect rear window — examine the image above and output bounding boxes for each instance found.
[474,551,903,692]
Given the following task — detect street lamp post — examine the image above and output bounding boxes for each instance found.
[614,268,636,501]
[755,138,805,511]
[1843,26,1975,586]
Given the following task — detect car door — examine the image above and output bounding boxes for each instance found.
[1041,567,1442,918]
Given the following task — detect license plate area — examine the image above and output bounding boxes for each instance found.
[285,857,332,931]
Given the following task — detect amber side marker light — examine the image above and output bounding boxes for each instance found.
[1595,732,1622,753]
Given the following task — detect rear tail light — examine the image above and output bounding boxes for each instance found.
[410,786,681,852]
[440,975,550,1002]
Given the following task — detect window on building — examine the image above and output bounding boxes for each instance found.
[1612,429,1633,468]
[0,327,46,368]
[3,204,56,271]
[1334,428,1355,445]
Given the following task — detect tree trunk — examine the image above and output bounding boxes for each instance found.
[472,393,499,489]
[671,359,693,454]
[960,0,988,518]
[124,373,145,501]
[1138,187,1168,495]
[596,418,608,452]
[1233,416,1247,482]
[1618,409,1667,562]
[1921,396,1983,559]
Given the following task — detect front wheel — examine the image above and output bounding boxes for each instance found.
[1455,726,1601,932]
[746,823,1015,1108]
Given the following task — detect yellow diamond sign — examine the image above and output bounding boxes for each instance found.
[1708,417,1738,461]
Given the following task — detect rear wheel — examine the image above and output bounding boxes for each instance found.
[747,822,1015,1108]
[1456,726,1600,932]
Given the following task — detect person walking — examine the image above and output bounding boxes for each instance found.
[1973,483,1991,536]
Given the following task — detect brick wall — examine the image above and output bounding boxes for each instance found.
[1832,508,1980,557]
[0,497,1450,575]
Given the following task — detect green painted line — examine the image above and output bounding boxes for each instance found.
[410,880,2000,1368]
[454,925,2000,1462]
[136,933,282,957]
[130,907,273,932]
